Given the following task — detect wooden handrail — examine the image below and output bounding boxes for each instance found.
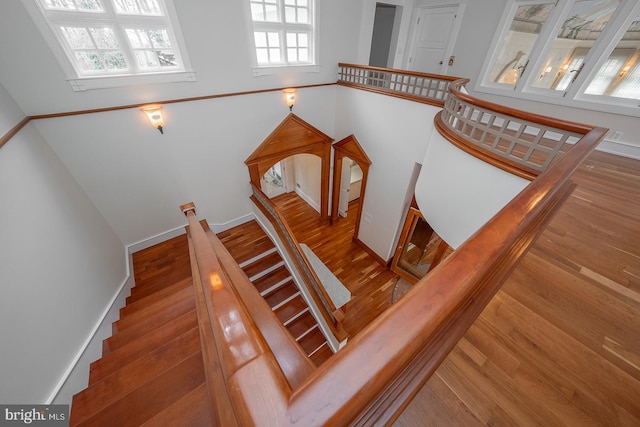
[250,183,348,343]
[180,66,607,426]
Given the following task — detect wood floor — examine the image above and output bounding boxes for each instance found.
[274,150,640,426]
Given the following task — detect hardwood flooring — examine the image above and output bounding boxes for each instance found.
[271,195,399,337]
[394,150,640,426]
[274,150,640,426]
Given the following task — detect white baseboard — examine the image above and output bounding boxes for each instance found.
[47,254,134,405]
[295,188,321,214]
[596,138,640,160]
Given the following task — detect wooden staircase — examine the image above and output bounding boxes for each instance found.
[70,220,333,425]
[216,220,333,366]
[70,235,211,427]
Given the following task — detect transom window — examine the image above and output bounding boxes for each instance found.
[30,0,191,84]
[478,0,640,116]
[248,0,316,71]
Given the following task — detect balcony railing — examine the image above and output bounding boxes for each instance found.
[338,63,459,107]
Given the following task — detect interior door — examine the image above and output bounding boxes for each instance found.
[338,158,352,217]
[407,5,461,74]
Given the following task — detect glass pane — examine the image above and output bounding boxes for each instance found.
[89,27,119,49]
[75,51,102,70]
[126,29,152,48]
[148,29,171,48]
[265,4,278,21]
[298,48,308,61]
[113,0,162,15]
[250,3,265,21]
[585,14,640,99]
[254,32,267,47]
[267,32,280,47]
[584,49,632,94]
[157,50,176,66]
[532,0,619,90]
[269,48,281,62]
[489,3,555,86]
[102,51,127,69]
[256,48,269,64]
[134,50,159,68]
[42,0,102,11]
[285,6,296,22]
[286,32,297,46]
[288,48,297,61]
[61,27,94,49]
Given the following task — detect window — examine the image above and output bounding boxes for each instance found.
[478,0,640,116]
[248,0,318,75]
[25,0,194,90]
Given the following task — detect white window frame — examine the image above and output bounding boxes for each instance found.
[21,0,195,91]
[245,0,320,77]
[475,0,640,118]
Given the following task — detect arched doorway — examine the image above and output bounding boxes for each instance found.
[245,114,333,217]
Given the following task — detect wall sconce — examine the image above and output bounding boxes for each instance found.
[283,88,296,111]
[539,66,553,79]
[141,105,165,134]
[620,64,632,77]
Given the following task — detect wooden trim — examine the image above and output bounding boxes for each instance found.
[330,134,372,241]
[353,237,387,267]
[0,117,30,150]
[27,83,336,120]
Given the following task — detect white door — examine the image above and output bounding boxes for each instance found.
[338,158,352,217]
[407,5,463,74]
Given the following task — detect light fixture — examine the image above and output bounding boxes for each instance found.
[283,88,296,111]
[620,64,632,77]
[141,104,165,134]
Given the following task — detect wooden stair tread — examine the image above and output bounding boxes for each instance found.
[120,277,191,317]
[139,382,211,427]
[242,250,283,278]
[127,266,191,303]
[110,294,195,337]
[102,308,197,355]
[298,326,327,355]
[92,309,198,382]
[286,310,318,341]
[275,294,309,325]
[310,342,333,367]
[252,265,292,294]
[216,220,276,264]
[112,284,195,333]
[264,279,299,309]
[72,328,201,423]
[71,352,205,427]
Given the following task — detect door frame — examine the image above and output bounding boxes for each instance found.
[331,135,371,242]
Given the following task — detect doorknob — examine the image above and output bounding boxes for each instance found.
[439,60,443,65]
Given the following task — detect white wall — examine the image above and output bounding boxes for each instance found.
[334,86,441,260]
[32,86,337,247]
[0,85,126,404]
[415,128,529,249]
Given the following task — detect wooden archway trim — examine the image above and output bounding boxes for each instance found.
[331,134,371,241]
[245,113,333,217]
